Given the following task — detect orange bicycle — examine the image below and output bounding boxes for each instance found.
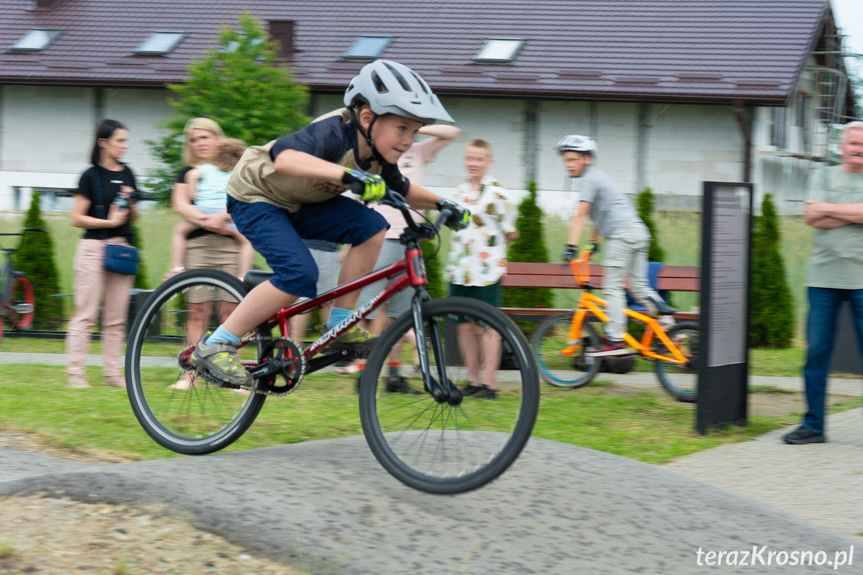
[530,251,699,402]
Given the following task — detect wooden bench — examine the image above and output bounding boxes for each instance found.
[500,262,701,321]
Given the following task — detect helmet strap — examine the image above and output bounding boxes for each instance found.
[351,108,386,163]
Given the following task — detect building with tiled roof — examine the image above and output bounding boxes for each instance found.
[0,0,857,213]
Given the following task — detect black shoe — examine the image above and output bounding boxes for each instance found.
[783,426,826,445]
[462,383,487,396]
[385,375,421,394]
[471,386,498,400]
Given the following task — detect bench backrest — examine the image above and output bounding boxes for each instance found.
[501,262,700,292]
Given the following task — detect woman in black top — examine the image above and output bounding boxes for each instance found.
[65,119,138,389]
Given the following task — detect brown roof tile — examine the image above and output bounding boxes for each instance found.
[0,0,838,105]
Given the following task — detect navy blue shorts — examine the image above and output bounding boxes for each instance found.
[227,196,388,298]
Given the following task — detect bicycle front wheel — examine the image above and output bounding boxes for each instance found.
[6,274,35,330]
[531,313,601,388]
[125,270,267,455]
[655,322,699,403]
[359,297,540,494]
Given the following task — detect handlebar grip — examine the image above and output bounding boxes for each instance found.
[24,227,46,233]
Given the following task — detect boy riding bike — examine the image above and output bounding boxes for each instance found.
[557,134,672,357]
[191,60,469,386]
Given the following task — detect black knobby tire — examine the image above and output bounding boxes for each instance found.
[531,313,601,388]
[655,322,699,403]
[125,269,267,455]
[359,297,540,494]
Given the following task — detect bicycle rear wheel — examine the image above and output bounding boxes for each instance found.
[654,322,699,403]
[531,313,601,388]
[125,270,266,455]
[6,274,35,330]
[359,297,540,494]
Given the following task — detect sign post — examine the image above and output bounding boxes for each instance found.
[697,182,753,434]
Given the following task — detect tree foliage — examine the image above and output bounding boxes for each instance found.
[145,12,311,204]
[503,181,553,311]
[635,187,664,262]
[13,193,62,330]
[750,193,794,348]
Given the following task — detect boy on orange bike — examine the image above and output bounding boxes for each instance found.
[557,134,673,357]
[191,60,469,386]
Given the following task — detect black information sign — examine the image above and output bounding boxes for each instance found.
[697,182,753,434]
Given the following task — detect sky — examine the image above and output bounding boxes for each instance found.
[830,0,863,78]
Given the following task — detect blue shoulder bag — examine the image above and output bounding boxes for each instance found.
[91,170,139,275]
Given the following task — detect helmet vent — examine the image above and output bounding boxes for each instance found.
[383,61,412,91]
[370,71,388,94]
[411,72,430,95]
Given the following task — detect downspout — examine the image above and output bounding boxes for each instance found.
[636,103,649,192]
[733,100,752,182]
[524,100,538,184]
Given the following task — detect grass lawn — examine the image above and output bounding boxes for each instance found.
[1,207,812,341]
[1,360,853,467]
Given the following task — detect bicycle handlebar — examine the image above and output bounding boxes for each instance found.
[379,189,456,240]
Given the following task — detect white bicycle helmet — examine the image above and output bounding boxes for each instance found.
[344,60,454,125]
[555,135,597,156]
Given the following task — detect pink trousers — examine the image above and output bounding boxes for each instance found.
[65,238,135,380]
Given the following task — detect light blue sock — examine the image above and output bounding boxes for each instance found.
[206,325,241,345]
[326,307,351,330]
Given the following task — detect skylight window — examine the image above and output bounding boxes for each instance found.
[475,38,525,63]
[9,29,63,53]
[135,32,186,56]
[343,36,393,61]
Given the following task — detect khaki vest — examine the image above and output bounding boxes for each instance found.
[225,109,383,213]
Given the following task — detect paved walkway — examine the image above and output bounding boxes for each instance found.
[2,351,863,572]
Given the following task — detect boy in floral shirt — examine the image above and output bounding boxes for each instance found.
[445,139,519,398]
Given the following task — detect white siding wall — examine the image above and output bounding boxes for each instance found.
[1,85,821,217]
[0,86,172,210]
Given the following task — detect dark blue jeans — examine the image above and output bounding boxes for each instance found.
[803,287,863,433]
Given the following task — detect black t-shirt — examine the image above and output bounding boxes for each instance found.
[75,165,138,244]
[268,111,411,197]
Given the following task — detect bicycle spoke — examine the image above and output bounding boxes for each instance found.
[360,297,539,494]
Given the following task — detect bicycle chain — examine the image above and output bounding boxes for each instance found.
[179,336,307,397]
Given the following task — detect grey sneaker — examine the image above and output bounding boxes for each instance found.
[190,340,252,387]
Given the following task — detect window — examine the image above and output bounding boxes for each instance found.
[9,29,63,53]
[770,107,787,149]
[135,32,186,56]
[343,36,392,61]
[474,38,525,63]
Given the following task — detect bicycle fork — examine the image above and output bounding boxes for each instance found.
[411,292,463,405]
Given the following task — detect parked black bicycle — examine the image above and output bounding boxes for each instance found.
[0,228,44,344]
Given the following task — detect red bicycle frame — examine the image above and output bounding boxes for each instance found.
[254,246,428,361]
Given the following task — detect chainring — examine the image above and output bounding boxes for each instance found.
[254,337,306,396]
[176,336,306,396]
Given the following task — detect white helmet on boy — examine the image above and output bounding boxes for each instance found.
[555,135,597,156]
[344,60,454,125]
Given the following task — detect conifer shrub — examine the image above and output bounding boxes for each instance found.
[422,218,445,299]
[13,193,62,330]
[750,193,794,348]
[503,182,553,334]
[635,187,664,263]
[126,218,149,290]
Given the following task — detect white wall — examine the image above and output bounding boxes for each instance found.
[0,85,173,210]
[1,85,821,217]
